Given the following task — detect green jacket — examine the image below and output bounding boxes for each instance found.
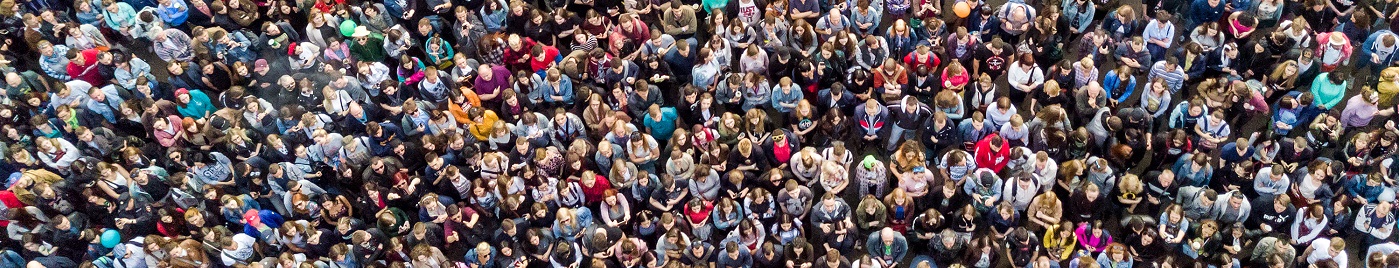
[349,37,387,63]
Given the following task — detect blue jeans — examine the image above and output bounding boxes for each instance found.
[886,125,914,151]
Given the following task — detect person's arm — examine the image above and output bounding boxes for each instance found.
[1354,206,1376,234]
[1026,68,1045,90]
[1299,242,1318,262]
[1078,8,1096,33]
[1327,0,1353,15]
[1292,214,1315,244]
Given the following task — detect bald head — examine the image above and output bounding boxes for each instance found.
[5,73,20,87]
[478,65,495,80]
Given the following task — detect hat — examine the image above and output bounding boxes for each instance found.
[351,26,371,38]
[174,88,189,97]
[243,209,261,226]
[142,166,168,180]
[979,172,997,187]
[254,59,268,70]
[1329,32,1348,46]
[861,155,877,169]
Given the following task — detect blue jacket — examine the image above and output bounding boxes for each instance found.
[463,247,498,268]
[155,0,190,26]
[1188,0,1225,28]
[480,0,509,32]
[1348,174,1388,204]
[1361,30,1399,67]
[209,30,256,64]
[1172,154,1214,187]
[770,86,804,113]
[1103,71,1137,103]
[537,75,575,105]
[865,231,909,263]
[1272,104,1302,135]
[1168,101,1208,129]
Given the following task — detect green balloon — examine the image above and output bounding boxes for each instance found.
[340,20,358,37]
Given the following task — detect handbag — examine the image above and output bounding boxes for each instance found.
[1199,137,1218,150]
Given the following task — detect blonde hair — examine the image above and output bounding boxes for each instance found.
[1117,174,1143,195]
[737,139,754,154]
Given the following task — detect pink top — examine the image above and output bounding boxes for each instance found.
[1229,19,1253,36]
[1074,223,1114,253]
[942,70,970,90]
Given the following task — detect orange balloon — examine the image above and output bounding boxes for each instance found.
[954,2,971,18]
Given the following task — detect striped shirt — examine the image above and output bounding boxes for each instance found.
[1148,61,1187,92]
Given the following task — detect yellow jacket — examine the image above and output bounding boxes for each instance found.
[10,169,63,205]
[465,110,500,141]
[1379,67,1399,106]
[1043,224,1079,261]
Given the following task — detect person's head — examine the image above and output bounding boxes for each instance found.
[1106,243,1128,261]
[1328,237,1346,256]
[725,241,741,258]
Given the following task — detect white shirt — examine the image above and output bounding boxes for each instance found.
[1306,239,1348,268]
[1370,243,1399,268]
[1374,36,1398,62]
[1006,64,1043,92]
[221,233,257,266]
[1323,45,1345,65]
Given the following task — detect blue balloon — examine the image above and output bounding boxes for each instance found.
[100,229,121,248]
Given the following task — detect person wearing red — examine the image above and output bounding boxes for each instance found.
[65,48,103,86]
[903,44,941,73]
[529,44,560,74]
[609,15,651,59]
[502,34,538,73]
[974,134,1010,173]
[578,170,613,206]
[0,190,21,228]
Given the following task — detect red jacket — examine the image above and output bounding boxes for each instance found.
[530,45,560,73]
[66,48,102,86]
[503,37,538,72]
[0,190,21,227]
[974,134,1010,172]
[578,174,613,205]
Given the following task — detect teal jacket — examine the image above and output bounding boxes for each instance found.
[1310,73,1348,109]
[177,90,214,119]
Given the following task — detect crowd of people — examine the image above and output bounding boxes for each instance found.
[7,0,1399,266]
